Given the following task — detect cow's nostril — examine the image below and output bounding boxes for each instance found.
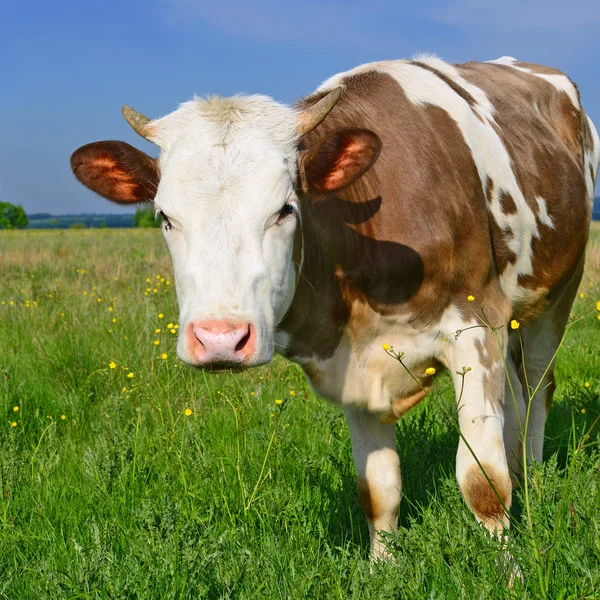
[235,326,251,353]
[194,330,206,350]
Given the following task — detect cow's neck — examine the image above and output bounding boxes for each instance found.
[277,194,349,359]
[277,188,423,362]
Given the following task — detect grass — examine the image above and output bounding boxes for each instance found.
[0,226,599,599]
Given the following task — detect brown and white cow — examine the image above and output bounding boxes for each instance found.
[71,55,599,559]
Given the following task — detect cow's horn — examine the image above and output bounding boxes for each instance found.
[297,87,342,136]
[122,105,152,140]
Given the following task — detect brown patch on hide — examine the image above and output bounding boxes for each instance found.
[499,191,517,214]
[356,477,391,522]
[462,463,512,524]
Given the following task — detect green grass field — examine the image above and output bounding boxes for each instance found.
[1,227,599,599]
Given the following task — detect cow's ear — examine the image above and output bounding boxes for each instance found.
[70,141,159,204]
[300,128,381,194]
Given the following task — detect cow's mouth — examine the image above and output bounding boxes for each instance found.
[192,361,250,373]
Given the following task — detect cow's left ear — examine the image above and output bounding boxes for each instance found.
[300,128,381,194]
[71,141,159,204]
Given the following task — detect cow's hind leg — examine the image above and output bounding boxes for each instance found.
[518,262,584,465]
[344,407,400,560]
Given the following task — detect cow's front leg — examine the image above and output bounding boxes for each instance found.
[446,326,512,534]
[343,407,400,560]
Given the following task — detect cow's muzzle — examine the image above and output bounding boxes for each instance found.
[187,320,257,367]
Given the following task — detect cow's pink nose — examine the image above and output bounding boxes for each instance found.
[189,320,256,364]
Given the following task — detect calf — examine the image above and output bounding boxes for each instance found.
[71,55,599,558]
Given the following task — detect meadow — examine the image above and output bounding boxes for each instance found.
[1,227,599,599]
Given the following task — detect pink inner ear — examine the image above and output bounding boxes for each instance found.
[90,156,139,200]
[323,139,367,190]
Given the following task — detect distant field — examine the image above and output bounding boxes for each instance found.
[0,227,599,599]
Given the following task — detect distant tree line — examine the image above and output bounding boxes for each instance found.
[0,202,28,229]
[26,213,134,229]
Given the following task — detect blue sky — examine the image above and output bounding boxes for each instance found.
[1,0,599,215]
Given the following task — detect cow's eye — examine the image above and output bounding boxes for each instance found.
[277,203,295,224]
[156,209,172,231]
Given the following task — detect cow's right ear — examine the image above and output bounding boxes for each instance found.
[70,141,159,204]
[299,128,381,194]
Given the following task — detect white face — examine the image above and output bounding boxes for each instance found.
[150,96,301,368]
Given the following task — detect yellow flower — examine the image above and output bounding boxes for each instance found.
[382,343,390,351]
[184,408,192,416]
[584,382,590,388]
[153,289,158,294]
[97,298,102,303]
[127,372,134,379]
[174,324,179,330]
[167,323,174,329]
[467,295,475,302]
[155,328,161,333]
[10,422,17,427]
[109,361,117,369]
[112,318,117,323]
[596,300,600,311]
[510,320,520,330]
[153,340,160,346]
[61,415,66,420]
[170,329,176,335]
[161,353,168,360]
[146,278,151,283]
[13,406,19,412]
[425,367,436,376]
[122,387,127,393]
[158,313,164,319]
[108,306,113,312]
[275,399,283,405]
[581,408,586,414]
[289,390,296,396]
[579,293,585,299]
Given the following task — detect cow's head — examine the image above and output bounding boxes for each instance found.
[71,90,380,369]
